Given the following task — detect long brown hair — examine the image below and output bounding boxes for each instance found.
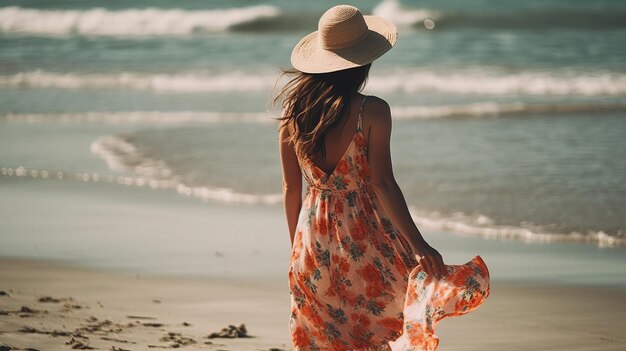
[273,63,371,163]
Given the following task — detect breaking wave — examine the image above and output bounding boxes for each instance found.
[390,102,626,119]
[2,2,625,37]
[1,111,273,124]
[408,207,625,248]
[3,102,626,125]
[371,70,626,96]
[0,70,274,92]
[372,0,437,27]
[373,0,626,30]
[0,5,281,36]
[3,69,626,96]
[89,134,282,205]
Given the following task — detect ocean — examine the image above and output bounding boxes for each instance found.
[1,0,626,280]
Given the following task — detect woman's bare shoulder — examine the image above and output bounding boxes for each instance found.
[363,95,392,126]
[278,120,293,142]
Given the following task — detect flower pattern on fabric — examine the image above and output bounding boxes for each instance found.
[288,96,419,350]
[388,255,491,351]
[287,96,490,351]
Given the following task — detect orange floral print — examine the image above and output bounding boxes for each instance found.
[287,96,490,351]
[288,96,417,350]
[351,219,368,241]
[388,255,491,351]
[378,317,403,332]
[334,198,345,215]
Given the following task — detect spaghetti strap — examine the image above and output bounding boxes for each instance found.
[357,95,367,132]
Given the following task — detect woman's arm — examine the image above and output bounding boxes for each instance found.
[365,96,446,278]
[278,124,303,248]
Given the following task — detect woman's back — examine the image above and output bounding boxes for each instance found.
[304,93,367,177]
[290,93,393,185]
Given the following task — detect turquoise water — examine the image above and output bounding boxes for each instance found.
[1,0,626,248]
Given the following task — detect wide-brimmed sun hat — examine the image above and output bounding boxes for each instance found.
[291,4,397,74]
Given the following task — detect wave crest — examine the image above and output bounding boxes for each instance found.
[370,70,626,96]
[372,0,626,30]
[391,102,626,119]
[0,5,281,36]
[90,134,282,204]
[0,70,274,92]
[1,111,273,124]
[372,0,437,27]
[409,207,625,248]
[3,102,626,126]
[4,69,626,96]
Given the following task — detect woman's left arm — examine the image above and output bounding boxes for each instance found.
[278,125,303,248]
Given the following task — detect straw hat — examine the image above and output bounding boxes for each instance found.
[291,5,397,74]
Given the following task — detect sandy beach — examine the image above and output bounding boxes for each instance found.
[0,257,291,351]
[2,1,626,348]
[1,256,624,351]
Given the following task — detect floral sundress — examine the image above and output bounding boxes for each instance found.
[287,96,491,351]
[288,95,419,350]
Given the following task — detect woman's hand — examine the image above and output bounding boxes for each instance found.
[412,240,446,279]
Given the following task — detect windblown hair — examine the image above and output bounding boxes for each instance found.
[273,63,371,164]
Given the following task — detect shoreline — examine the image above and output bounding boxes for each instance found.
[2,165,624,249]
[1,256,625,351]
[1,176,625,288]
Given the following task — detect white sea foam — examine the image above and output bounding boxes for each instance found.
[90,134,282,205]
[0,70,275,92]
[373,0,626,30]
[0,5,280,36]
[369,70,626,96]
[372,0,437,27]
[3,69,626,96]
[1,161,623,247]
[3,102,626,126]
[1,111,274,124]
[408,207,625,248]
[390,102,626,119]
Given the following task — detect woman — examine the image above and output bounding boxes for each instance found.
[275,5,445,350]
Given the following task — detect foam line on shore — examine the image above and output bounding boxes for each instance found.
[2,163,624,248]
[0,163,282,205]
[409,206,625,248]
[90,134,282,204]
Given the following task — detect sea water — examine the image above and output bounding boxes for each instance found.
[1,0,625,282]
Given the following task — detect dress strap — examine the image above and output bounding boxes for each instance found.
[357,95,367,132]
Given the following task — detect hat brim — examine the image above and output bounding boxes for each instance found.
[291,15,397,74]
